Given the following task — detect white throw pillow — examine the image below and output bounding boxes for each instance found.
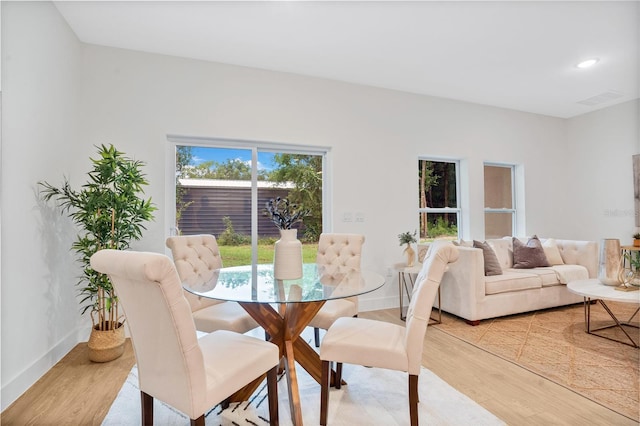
[542,238,565,265]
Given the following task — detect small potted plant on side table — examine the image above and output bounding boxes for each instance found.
[398,230,418,267]
[633,233,640,247]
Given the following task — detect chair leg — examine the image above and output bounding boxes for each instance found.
[335,362,343,390]
[220,397,230,409]
[408,374,419,426]
[314,327,321,347]
[190,415,205,426]
[267,365,279,426]
[320,360,331,426]
[141,391,153,426]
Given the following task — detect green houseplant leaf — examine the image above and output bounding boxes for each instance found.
[39,144,156,330]
[398,230,417,246]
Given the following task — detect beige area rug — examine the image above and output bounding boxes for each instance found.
[434,301,640,421]
[104,364,505,425]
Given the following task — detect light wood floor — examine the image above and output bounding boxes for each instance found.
[2,308,636,425]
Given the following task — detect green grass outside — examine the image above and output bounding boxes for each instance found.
[219,243,318,267]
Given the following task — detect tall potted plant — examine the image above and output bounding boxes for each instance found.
[39,144,156,362]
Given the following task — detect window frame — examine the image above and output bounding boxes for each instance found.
[483,162,517,238]
[165,135,331,262]
[417,157,462,241]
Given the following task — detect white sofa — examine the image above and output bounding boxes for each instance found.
[438,238,598,325]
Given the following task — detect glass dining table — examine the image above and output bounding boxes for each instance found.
[183,263,385,426]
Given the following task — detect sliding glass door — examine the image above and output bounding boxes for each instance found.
[172,140,326,267]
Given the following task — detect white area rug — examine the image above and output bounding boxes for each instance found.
[104,364,505,425]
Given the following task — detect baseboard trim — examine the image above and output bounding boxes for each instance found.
[1,326,86,411]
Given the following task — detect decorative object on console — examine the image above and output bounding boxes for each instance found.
[512,235,550,269]
[619,246,640,288]
[264,197,309,280]
[633,232,640,247]
[598,238,622,286]
[398,230,417,267]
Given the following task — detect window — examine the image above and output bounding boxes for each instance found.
[418,159,460,241]
[170,138,327,266]
[484,163,515,238]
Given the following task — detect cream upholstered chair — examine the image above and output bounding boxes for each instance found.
[308,233,365,347]
[319,241,459,426]
[166,235,259,334]
[90,249,279,426]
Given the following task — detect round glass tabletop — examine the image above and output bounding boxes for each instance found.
[183,263,385,304]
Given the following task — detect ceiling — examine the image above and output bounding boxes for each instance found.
[54,1,639,118]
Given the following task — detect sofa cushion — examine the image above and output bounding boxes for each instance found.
[505,267,560,287]
[473,240,503,276]
[513,236,550,268]
[542,238,565,265]
[555,240,598,277]
[485,271,542,295]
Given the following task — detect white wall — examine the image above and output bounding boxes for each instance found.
[1,1,85,409]
[77,44,570,301]
[1,0,637,411]
[565,99,640,243]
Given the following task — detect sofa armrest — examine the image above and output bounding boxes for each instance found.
[440,246,486,321]
[555,240,598,278]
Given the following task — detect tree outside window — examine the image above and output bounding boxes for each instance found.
[418,159,460,242]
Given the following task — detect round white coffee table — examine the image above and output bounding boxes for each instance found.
[567,279,640,347]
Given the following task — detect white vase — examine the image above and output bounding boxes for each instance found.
[274,229,303,280]
[598,238,621,286]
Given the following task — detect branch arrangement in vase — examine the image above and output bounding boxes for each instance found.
[264,197,310,230]
[398,230,418,246]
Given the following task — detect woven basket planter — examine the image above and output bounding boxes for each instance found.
[88,322,125,363]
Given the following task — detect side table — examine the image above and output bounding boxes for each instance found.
[393,262,442,324]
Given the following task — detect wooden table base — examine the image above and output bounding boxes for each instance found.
[230,300,341,425]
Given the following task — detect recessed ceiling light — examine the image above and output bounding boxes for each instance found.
[576,58,600,69]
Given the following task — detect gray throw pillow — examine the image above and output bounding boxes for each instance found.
[473,240,503,276]
[512,235,550,268]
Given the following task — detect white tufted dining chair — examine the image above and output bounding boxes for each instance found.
[319,241,459,426]
[308,233,365,347]
[166,235,259,334]
[90,249,280,426]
